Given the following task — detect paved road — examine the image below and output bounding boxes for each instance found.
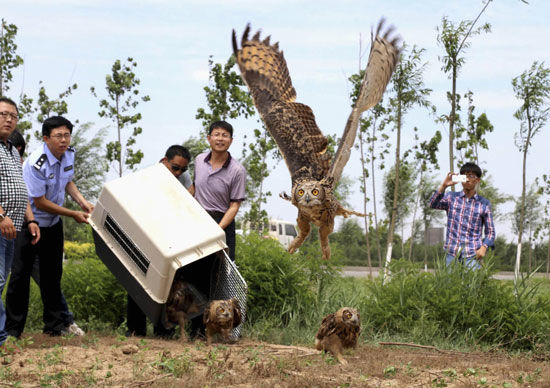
[342,266,549,280]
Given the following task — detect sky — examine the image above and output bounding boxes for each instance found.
[2,0,550,242]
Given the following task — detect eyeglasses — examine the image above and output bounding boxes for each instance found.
[50,133,71,140]
[0,111,18,121]
[465,174,479,180]
[170,163,188,173]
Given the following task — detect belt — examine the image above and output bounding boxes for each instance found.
[207,210,225,218]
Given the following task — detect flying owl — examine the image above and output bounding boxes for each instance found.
[165,280,205,342]
[315,307,361,365]
[233,20,401,260]
[203,298,242,345]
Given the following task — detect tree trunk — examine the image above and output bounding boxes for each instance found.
[370,121,383,269]
[358,130,373,278]
[547,235,549,279]
[384,101,402,280]
[408,172,423,261]
[528,225,533,273]
[515,112,533,283]
[449,62,457,184]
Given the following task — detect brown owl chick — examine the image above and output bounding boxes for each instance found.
[203,298,242,345]
[165,280,204,342]
[315,307,361,365]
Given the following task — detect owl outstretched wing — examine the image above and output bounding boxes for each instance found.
[232,25,330,183]
[328,19,401,183]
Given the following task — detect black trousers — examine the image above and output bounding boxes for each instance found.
[126,295,174,337]
[207,211,235,261]
[5,220,70,335]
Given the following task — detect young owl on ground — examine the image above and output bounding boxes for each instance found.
[165,280,205,342]
[315,307,361,365]
[203,298,242,345]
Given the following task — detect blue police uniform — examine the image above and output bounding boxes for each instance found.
[4,143,76,336]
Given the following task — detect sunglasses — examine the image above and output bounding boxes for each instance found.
[170,163,188,173]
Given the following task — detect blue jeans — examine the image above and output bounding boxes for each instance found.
[445,249,480,270]
[0,236,15,345]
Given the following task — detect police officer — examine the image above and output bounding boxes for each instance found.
[5,116,92,337]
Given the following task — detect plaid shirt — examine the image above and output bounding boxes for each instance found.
[0,140,28,231]
[429,190,496,258]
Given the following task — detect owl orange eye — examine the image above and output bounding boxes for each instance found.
[345,312,352,319]
[312,189,319,196]
[297,189,305,196]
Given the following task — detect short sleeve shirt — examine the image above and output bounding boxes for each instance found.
[23,143,75,227]
[194,151,246,213]
[0,140,28,231]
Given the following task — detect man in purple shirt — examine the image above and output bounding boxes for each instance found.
[190,120,246,261]
[429,162,495,269]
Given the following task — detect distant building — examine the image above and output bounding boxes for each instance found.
[425,227,444,246]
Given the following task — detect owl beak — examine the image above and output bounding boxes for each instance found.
[304,193,310,203]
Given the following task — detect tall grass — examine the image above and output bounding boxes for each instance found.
[6,236,549,353]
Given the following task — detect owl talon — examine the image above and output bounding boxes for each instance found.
[279,191,291,201]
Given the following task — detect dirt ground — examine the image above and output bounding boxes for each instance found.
[1,334,549,388]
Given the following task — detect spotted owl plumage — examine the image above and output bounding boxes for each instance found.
[233,20,401,260]
[315,307,361,365]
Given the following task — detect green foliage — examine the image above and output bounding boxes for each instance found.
[0,19,24,95]
[235,234,316,322]
[361,258,550,350]
[61,249,126,328]
[91,57,150,176]
[383,162,415,225]
[436,11,492,172]
[195,55,255,134]
[455,90,494,167]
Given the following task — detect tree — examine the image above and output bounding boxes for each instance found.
[407,128,441,262]
[419,174,445,269]
[91,57,150,177]
[455,90,494,167]
[0,19,23,96]
[194,55,276,230]
[32,81,79,139]
[195,55,255,134]
[241,128,277,231]
[63,123,109,242]
[436,7,491,175]
[535,174,550,278]
[384,44,434,277]
[511,61,550,282]
[512,185,543,272]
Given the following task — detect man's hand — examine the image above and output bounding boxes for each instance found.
[438,172,458,193]
[28,222,41,245]
[475,245,487,260]
[0,216,16,240]
[80,200,94,214]
[72,210,90,224]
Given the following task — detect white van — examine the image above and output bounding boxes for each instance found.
[238,219,298,250]
[266,219,298,249]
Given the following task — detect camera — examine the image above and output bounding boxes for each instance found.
[451,174,467,183]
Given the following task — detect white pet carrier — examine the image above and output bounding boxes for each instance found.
[89,164,247,334]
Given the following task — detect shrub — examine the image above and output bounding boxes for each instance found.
[61,243,126,328]
[360,257,550,350]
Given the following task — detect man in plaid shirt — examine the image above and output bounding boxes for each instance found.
[429,162,495,269]
[0,97,40,351]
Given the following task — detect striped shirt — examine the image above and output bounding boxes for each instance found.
[429,190,496,258]
[0,140,28,231]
